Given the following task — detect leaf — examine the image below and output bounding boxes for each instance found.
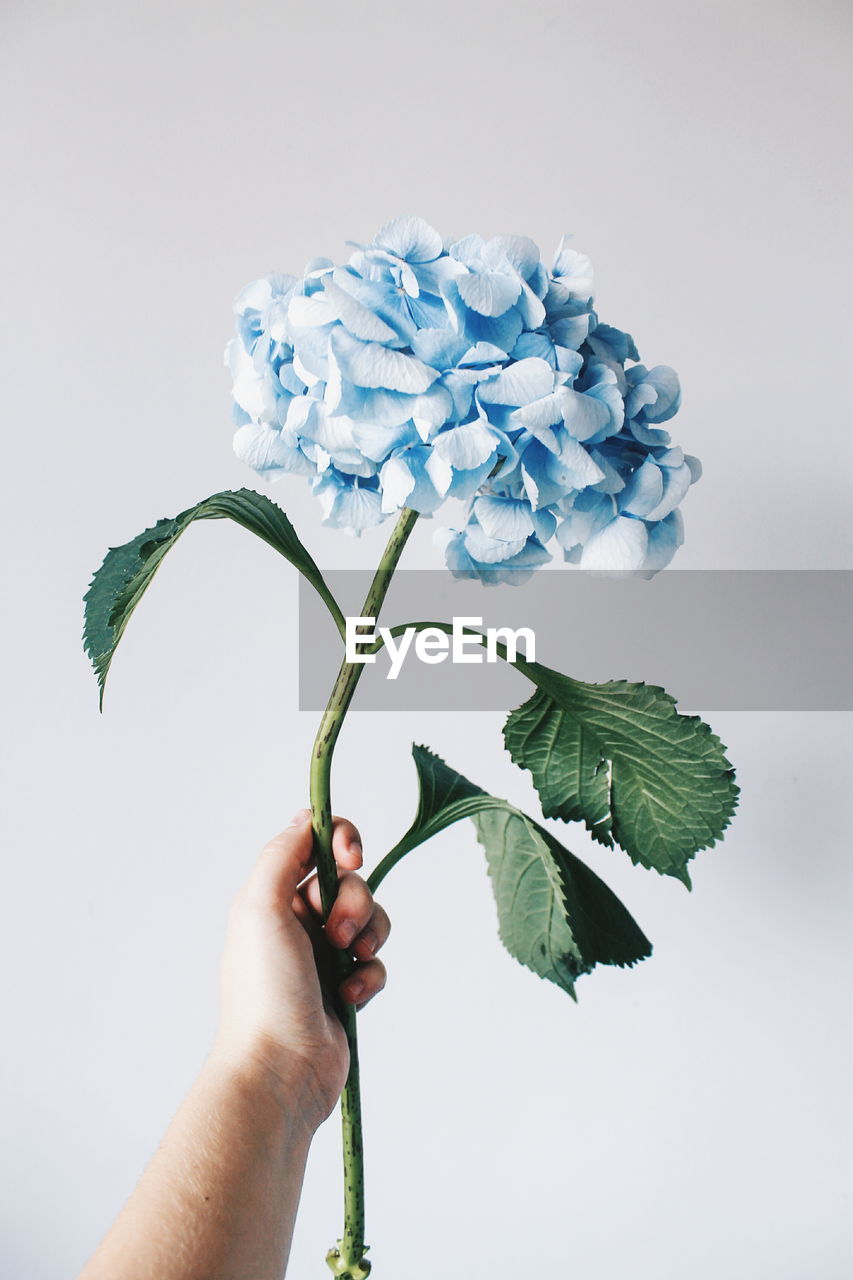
[369,746,651,998]
[502,691,613,845]
[505,663,739,885]
[475,807,589,996]
[474,808,651,996]
[84,489,344,706]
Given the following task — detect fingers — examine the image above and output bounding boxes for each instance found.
[340,957,387,1009]
[244,810,314,908]
[331,816,363,872]
[301,872,391,958]
[245,812,362,903]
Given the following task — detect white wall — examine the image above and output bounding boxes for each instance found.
[1,3,851,1277]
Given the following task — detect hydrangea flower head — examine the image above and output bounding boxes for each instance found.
[227,216,700,579]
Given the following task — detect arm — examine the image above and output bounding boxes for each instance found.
[78,809,390,1280]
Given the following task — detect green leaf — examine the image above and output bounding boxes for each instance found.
[84,489,345,706]
[403,743,503,843]
[368,746,651,998]
[502,691,613,845]
[475,807,589,997]
[504,663,739,886]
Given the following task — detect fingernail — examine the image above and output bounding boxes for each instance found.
[346,978,364,1001]
[359,929,378,956]
[288,808,311,827]
[347,836,362,857]
[337,919,357,946]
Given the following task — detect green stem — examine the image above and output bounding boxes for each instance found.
[310,506,419,1280]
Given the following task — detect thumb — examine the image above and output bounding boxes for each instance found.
[245,809,314,909]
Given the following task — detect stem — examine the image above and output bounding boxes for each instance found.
[310,506,419,1279]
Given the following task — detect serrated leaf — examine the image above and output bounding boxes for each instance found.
[503,692,613,844]
[84,489,344,706]
[369,746,651,997]
[475,807,590,997]
[505,664,739,885]
[474,807,652,996]
[369,745,507,871]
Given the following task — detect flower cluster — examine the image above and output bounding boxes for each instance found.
[227,215,699,580]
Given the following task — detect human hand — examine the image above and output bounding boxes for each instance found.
[213,810,390,1133]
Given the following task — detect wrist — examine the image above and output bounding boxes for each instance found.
[207,1035,329,1139]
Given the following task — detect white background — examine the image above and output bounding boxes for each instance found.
[2,2,852,1277]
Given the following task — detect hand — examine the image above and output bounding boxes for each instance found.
[213,810,390,1133]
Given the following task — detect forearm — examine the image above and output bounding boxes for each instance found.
[78,1049,315,1280]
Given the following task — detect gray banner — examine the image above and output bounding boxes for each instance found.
[298,570,853,711]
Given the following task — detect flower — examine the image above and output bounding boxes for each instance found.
[227,216,700,578]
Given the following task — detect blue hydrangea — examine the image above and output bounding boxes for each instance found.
[227,216,700,579]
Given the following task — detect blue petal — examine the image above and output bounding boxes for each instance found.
[519,440,578,509]
[488,235,541,279]
[410,328,469,369]
[291,325,333,381]
[653,446,683,468]
[587,323,640,364]
[381,446,452,515]
[626,365,681,423]
[478,357,554,408]
[332,271,419,343]
[287,292,337,329]
[515,276,547,328]
[459,342,508,366]
[618,459,663,516]
[443,527,551,583]
[322,478,385,533]
[559,387,611,442]
[643,460,693,521]
[464,521,528,564]
[406,290,452,331]
[581,515,649,570]
[548,312,593,350]
[323,272,401,344]
[233,422,312,476]
[373,215,443,263]
[554,346,584,378]
[684,454,703,483]
[555,435,606,487]
[448,234,486,268]
[530,508,557,543]
[441,279,524,352]
[351,419,419,462]
[432,419,497,470]
[457,268,521,317]
[512,331,557,365]
[551,240,594,300]
[331,329,438,394]
[473,496,535,542]
[642,510,684,572]
[627,417,672,448]
[556,491,617,549]
[447,455,498,500]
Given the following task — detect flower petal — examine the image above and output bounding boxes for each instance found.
[474,496,535,542]
[432,420,497,470]
[643,461,693,522]
[581,516,649,570]
[331,329,438,394]
[619,459,664,517]
[373,215,443,263]
[457,268,521,317]
[478,357,555,408]
[323,273,400,344]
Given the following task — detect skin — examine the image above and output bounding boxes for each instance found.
[77,810,390,1280]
